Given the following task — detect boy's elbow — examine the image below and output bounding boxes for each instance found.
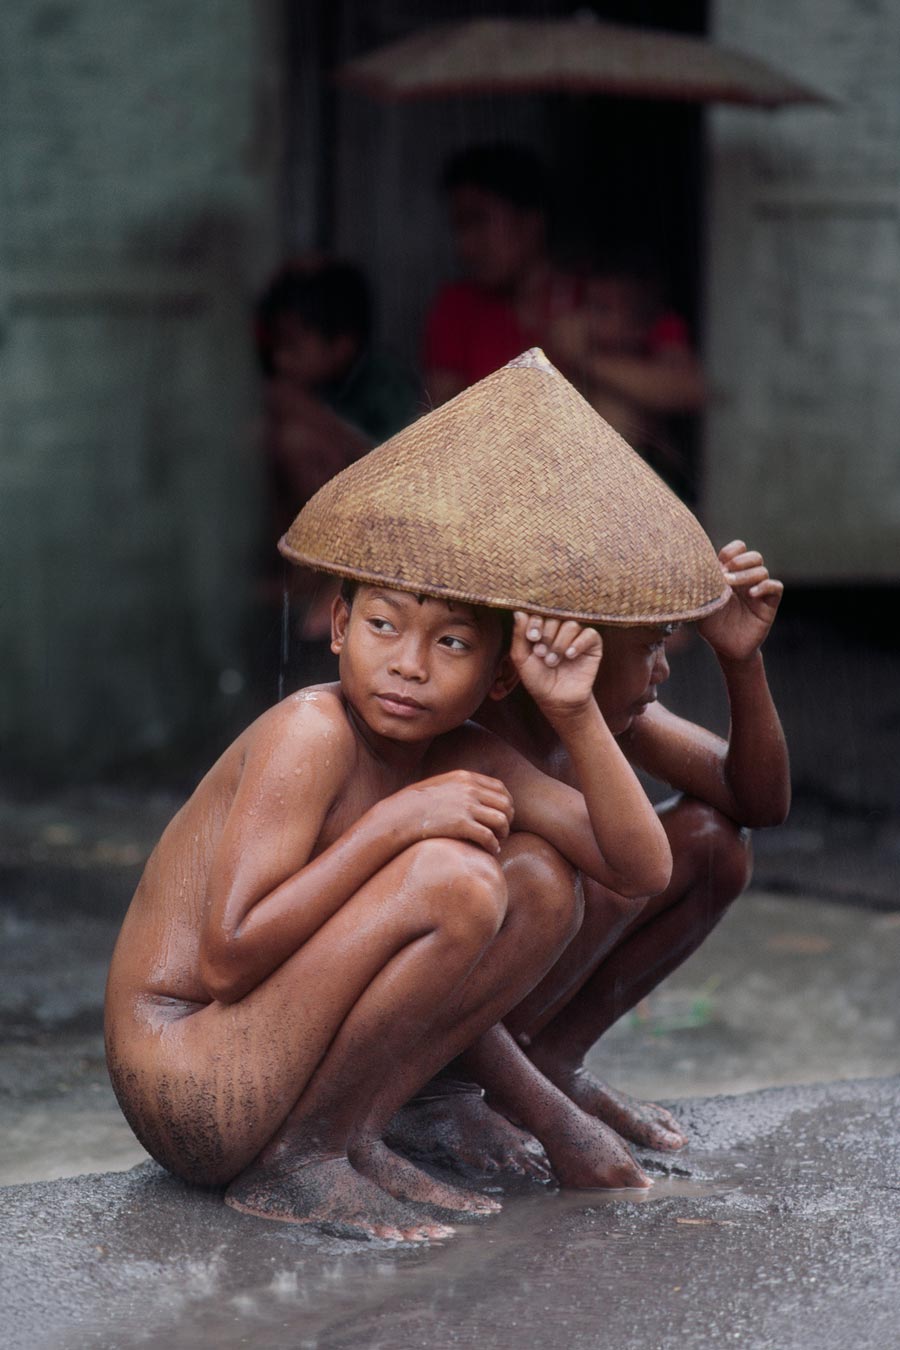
[615,851,673,899]
[747,798,791,830]
[741,782,792,830]
[641,859,673,898]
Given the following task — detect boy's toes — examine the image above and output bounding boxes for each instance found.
[405,1221,454,1242]
[649,1124,687,1152]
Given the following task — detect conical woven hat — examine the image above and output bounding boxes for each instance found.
[279,349,729,625]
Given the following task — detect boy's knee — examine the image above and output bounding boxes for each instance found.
[666,798,753,905]
[406,838,508,944]
[502,833,583,945]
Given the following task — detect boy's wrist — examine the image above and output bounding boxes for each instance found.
[715,648,765,676]
[541,697,605,738]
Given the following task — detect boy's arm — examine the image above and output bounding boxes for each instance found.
[478,616,672,897]
[626,541,790,828]
[582,347,706,415]
[200,696,514,1004]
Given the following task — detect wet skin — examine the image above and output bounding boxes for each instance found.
[467,542,790,1154]
[105,587,673,1241]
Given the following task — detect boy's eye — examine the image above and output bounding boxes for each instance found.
[439,635,471,652]
[369,617,396,634]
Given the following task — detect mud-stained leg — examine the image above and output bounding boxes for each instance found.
[224,833,587,1234]
[508,798,752,1152]
[384,834,581,1183]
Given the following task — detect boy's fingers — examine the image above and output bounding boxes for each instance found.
[477,806,512,839]
[513,611,534,642]
[718,539,747,563]
[467,822,503,854]
[517,611,546,643]
[535,618,561,646]
[749,578,784,601]
[478,789,515,822]
[565,627,602,660]
[723,565,769,588]
[512,613,539,663]
[725,550,763,571]
[548,620,583,655]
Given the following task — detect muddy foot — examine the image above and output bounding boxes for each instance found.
[351,1140,501,1221]
[541,1105,652,1191]
[565,1070,687,1151]
[385,1085,551,1182]
[224,1154,455,1242]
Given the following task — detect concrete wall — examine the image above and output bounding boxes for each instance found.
[704,0,900,580]
[0,1,282,775]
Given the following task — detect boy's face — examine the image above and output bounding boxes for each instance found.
[332,586,510,746]
[448,185,545,291]
[592,625,673,736]
[271,316,357,389]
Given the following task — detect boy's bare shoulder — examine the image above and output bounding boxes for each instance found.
[621,700,725,779]
[241,684,358,783]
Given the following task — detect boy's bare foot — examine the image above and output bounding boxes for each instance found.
[351,1140,501,1220]
[224,1155,455,1242]
[539,1106,652,1190]
[385,1083,551,1181]
[556,1069,686,1152]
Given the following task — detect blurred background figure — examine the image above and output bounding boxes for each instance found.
[256,257,418,538]
[254,257,419,675]
[423,143,581,406]
[549,248,706,502]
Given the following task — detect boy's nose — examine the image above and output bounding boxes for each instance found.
[390,640,429,682]
[651,650,670,685]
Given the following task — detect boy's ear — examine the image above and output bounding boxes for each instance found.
[487,653,520,702]
[331,594,351,654]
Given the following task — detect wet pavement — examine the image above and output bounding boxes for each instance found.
[3,1077,900,1349]
[2,781,899,1347]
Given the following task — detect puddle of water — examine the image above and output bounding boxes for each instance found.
[130,1175,743,1349]
[554,1175,736,1206]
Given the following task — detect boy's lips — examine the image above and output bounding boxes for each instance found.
[375,691,427,716]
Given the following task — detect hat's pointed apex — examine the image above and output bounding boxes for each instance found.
[505,347,558,375]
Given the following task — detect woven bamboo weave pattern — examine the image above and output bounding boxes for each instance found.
[279,350,729,625]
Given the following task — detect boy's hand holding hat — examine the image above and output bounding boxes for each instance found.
[698,540,784,665]
[512,613,603,723]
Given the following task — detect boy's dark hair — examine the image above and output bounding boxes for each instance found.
[256,261,372,376]
[441,142,548,214]
[339,578,513,656]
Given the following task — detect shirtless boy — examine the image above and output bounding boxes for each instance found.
[105,584,674,1242]
[430,538,787,1162]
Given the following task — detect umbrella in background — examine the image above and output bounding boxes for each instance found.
[337,15,832,108]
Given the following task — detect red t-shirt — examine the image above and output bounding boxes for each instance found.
[423,279,690,389]
[423,277,584,388]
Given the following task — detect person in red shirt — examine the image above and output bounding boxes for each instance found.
[423,143,581,406]
[548,252,705,500]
